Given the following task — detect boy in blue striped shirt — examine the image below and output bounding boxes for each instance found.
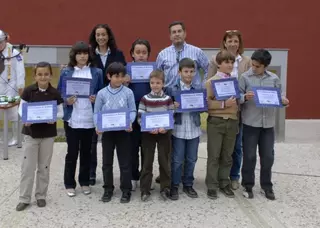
[94,62,136,203]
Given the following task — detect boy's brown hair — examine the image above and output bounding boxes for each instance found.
[179,58,195,71]
[220,30,244,55]
[149,70,165,83]
[216,50,235,65]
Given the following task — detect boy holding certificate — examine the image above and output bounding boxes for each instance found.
[138,70,174,201]
[16,62,64,211]
[239,49,289,200]
[165,58,202,200]
[205,50,239,199]
[94,62,136,203]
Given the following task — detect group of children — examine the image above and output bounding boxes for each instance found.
[15,36,289,211]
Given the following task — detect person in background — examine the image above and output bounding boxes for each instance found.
[0,29,25,146]
[16,62,64,211]
[207,30,251,190]
[57,41,104,197]
[88,24,126,186]
[124,39,152,191]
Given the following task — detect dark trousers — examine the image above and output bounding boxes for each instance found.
[101,131,132,193]
[131,119,144,181]
[241,124,275,191]
[63,121,95,189]
[230,123,243,180]
[90,133,98,179]
[140,132,171,193]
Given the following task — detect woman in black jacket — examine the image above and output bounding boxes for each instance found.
[88,24,127,185]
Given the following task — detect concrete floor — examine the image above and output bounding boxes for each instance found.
[0,120,319,228]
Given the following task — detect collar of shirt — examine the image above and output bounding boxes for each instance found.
[74,65,90,71]
[179,80,192,90]
[150,90,164,96]
[107,84,123,93]
[248,68,270,78]
[216,71,231,78]
[236,54,242,62]
[171,42,187,52]
[95,48,110,57]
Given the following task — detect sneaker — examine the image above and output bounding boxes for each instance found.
[155,176,160,184]
[160,187,170,200]
[243,188,254,199]
[66,188,76,197]
[231,180,240,190]
[261,189,276,200]
[131,180,138,191]
[120,191,131,203]
[183,186,198,198]
[220,185,235,198]
[89,178,96,186]
[207,189,218,200]
[101,191,113,202]
[36,199,46,208]
[170,187,179,200]
[16,203,29,211]
[82,186,91,195]
[141,192,151,202]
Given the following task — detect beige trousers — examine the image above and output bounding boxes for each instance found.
[19,135,55,203]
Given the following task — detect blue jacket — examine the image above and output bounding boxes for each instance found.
[57,67,104,121]
[164,81,201,127]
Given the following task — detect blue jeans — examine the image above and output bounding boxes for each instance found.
[171,136,199,187]
[230,124,243,181]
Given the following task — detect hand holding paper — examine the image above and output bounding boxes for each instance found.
[67,96,77,105]
[225,96,237,107]
[245,91,254,101]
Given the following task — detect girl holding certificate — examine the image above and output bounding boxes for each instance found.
[57,41,104,197]
[88,24,126,186]
[16,62,64,211]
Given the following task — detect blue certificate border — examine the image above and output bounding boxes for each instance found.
[97,109,130,132]
[252,87,283,108]
[22,100,57,124]
[211,77,240,100]
[140,111,174,132]
[174,89,208,113]
[126,62,156,83]
[62,77,93,98]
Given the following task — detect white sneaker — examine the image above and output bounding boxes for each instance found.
[82,186,91,195]
[8,137,17,147]
[132,180,138,191]
[66,188,76,197]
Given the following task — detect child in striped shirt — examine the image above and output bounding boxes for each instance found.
[138,70,174,201]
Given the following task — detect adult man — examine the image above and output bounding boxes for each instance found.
[0,29,25,146]
[155,21,209,185]
[156,21,209,88]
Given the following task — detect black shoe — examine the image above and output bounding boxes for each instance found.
[120,191,131,203]
[220,185,235,198]
[89,178,96,186]
[101,191,113,202]
[36,199,46,207]
[170,187,179,200]
[243,188,254,199]
[141,192,151,202]
[155,176,160,184]
[16,203,29,211]
[160,187,170,200]
[207,189,218,200]
[262,189,276,200]
[183,186,198,198]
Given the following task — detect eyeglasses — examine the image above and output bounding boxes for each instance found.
[225,30,240,33]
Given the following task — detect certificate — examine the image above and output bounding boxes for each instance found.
[126,62,156,83]
[211,77,240,100]
[62,77,92,98]
[97,109,130,132]
[252,87,283,108]
[22,101,57,124]
[140,111,174,132]
[174,89,208,113]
